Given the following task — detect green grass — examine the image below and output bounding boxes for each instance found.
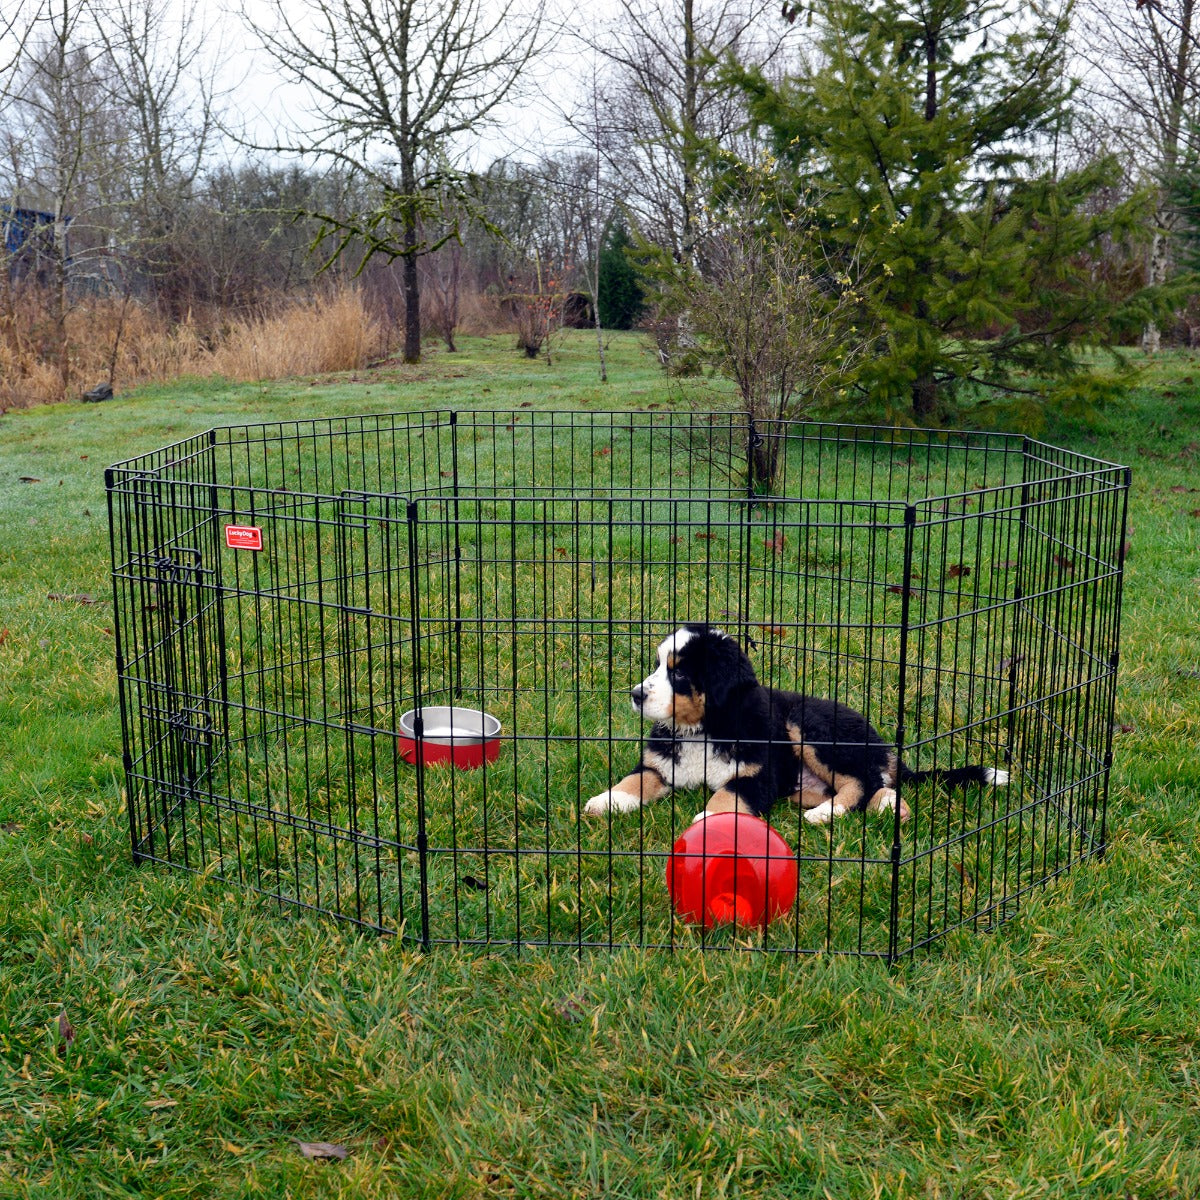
[2,331,1199,1197]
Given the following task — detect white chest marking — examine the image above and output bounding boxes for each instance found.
[645,736,740,792]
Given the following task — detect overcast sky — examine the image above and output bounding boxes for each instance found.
[202,0,585,171]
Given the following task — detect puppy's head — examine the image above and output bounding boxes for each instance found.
[631,625,756,728]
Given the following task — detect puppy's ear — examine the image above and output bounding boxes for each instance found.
[698,632,757,709]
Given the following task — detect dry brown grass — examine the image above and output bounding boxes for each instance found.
[455,288,508,337]
[0,280,524,409]
[203,290,382,381]
[0,286,388,409]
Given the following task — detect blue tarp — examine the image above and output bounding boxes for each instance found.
[2,206,58,254]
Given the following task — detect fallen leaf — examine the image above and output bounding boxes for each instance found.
[946,564,971,579]
[695,532,718,541]
[887,584,920,598]
[296,1141,349,1161]
[19,476,41,483]
[1,822,21,835]
[145,1097,178,1110]
[47,592,98,605]
[755,624,788,639]
[764,532,786,554]
[595,446,611,457]
[0,628,8,646]
[1052,554,1074,573]
[461,875,487,891]
[56,1011,75,1055]
[552,997,586,1024]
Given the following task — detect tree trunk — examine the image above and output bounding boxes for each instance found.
[749,422,783,496]
[1143,213,1171,355]
[1142,0,1194,354]
[401,209,421,364]
[50,211,71,400]
[680,0,700,267]
[592,297,607,383]
[912,373,938,422]
[445,242,460,353]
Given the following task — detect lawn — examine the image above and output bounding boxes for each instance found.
[2,331,1198,1198]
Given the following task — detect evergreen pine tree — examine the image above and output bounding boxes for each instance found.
[734,0,1155,422]
[597,222,646,330]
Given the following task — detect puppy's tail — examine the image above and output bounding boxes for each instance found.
[899,763,1009,789]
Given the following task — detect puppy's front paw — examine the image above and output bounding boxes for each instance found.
[984,767,1010,786]
[584,788,642,816]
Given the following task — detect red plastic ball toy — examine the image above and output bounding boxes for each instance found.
[666,812,798,929]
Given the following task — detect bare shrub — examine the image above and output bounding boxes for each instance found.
[678,184,872,491]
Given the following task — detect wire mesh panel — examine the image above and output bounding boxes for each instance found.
[107,412,1129,960]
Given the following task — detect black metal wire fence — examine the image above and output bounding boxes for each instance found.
[106,411,1130,961]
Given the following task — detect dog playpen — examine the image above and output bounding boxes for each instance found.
[106,411,1129,961]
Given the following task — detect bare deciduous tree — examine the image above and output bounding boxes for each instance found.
[1,0,224,394]
[3,0,115,393]
[246,0,546,362]
[1075,0,1200,351]
[584,0,790,264]
[0,0,43,83]
[91,0,220,318]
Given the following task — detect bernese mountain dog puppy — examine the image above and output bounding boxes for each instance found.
[584,624,1008,824]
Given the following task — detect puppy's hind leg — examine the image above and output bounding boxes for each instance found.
[802,775,866,826]
[866,785,911,824]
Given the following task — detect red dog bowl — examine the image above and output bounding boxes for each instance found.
[666,812,798,929]
[397,706,502,769]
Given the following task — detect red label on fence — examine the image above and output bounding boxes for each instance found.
[225,524,263,551]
